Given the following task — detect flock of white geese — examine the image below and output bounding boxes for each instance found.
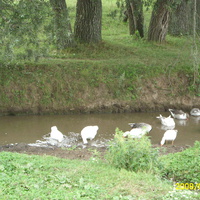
[49,108,200,147]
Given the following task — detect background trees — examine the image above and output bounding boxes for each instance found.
[0,0,50,61]
[125,0,144,38]
[50,0,75,49]
[0,0,199,60]
[168,0,200,36]
[74,0,102,43]
[147,0,172,42]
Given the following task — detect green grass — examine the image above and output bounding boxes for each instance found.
[160,141,200,183]
[0,151,199,199]
[0,151,171,199]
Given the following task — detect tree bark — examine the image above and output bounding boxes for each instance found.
[148,0,172,42]
[169,1,200,35]
[50,0,75,49]
[194,0,200,33]
[126,0,144,37]
[168,0,192,36]
[74,0,102,44]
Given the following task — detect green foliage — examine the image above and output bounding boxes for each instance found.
[0,151,173,199]
[160,141,200,183]
[163,190,200,200]
[0,0,51,62]
[106,128,161,173]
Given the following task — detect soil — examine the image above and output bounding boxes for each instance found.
[0,143,190,161]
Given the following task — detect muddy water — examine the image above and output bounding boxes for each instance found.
[0,112,199,146]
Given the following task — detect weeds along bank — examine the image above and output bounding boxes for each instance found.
[0,52,199,116]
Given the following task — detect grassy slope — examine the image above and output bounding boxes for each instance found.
[1,151,199,199]
[0,151,173,199]
[0,0,199,115]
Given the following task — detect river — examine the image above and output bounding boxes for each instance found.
[0,112,199,146]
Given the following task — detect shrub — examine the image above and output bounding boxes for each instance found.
[160,141,200,183]
[105,128,160,173]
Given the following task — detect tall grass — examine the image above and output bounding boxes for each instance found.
[106,128,161,173]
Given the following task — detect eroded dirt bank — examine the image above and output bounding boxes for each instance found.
[1,74,199,115]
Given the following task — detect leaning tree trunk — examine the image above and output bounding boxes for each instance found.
[148,0,172,42]
[168,0,192,36]
[126,0,144,37]
[74,0,102,44]
[50,0,75,49]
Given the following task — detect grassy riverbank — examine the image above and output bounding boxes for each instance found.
[0,0,199,115]
[0,150,199,200]
[0,36,199,115]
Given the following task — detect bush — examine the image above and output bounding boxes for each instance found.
[160,141,200,183]
[105,128,160,173]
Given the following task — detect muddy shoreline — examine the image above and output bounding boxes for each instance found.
[0,143,190,160]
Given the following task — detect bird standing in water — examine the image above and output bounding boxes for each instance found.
[190,108,200,116]
[81,125,99,144]
[156,114,175,127]
[160,130,178,146]
[50,126,64,142]
[169,109,189,120]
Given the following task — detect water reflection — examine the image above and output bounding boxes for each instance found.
[191,116,200,124]
[0,112,199,146]
[160,125,175,131]
[175,119,188,126]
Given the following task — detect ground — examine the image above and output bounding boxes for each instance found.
[0,143,190,160]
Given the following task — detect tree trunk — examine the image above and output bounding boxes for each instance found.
[126,0,144,37]
[169,1,200,35]
[168,0,192,36]
[196,0,200,33]
[148,0,172,42]
[50,0,75,49]
[74,0,102,44]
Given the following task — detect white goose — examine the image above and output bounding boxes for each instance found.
[169,109,189,120]
[123,128,146,139]
[160,130,178,146]
[128,122,152,133]
[81,125,99,144]
[190,108,200,116]
[50,126,64,142]
[123,123,152,139]
[156,114,175,127]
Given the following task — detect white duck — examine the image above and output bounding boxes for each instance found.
[156,114,175,127]
[81,125,99,144]
[160,130,178,146]
[190,108,200,116]
[128,123,152,133]
[50,126,64,142]
[123,123,152,139]
[169,109,189,120]
[123,128,146,139]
